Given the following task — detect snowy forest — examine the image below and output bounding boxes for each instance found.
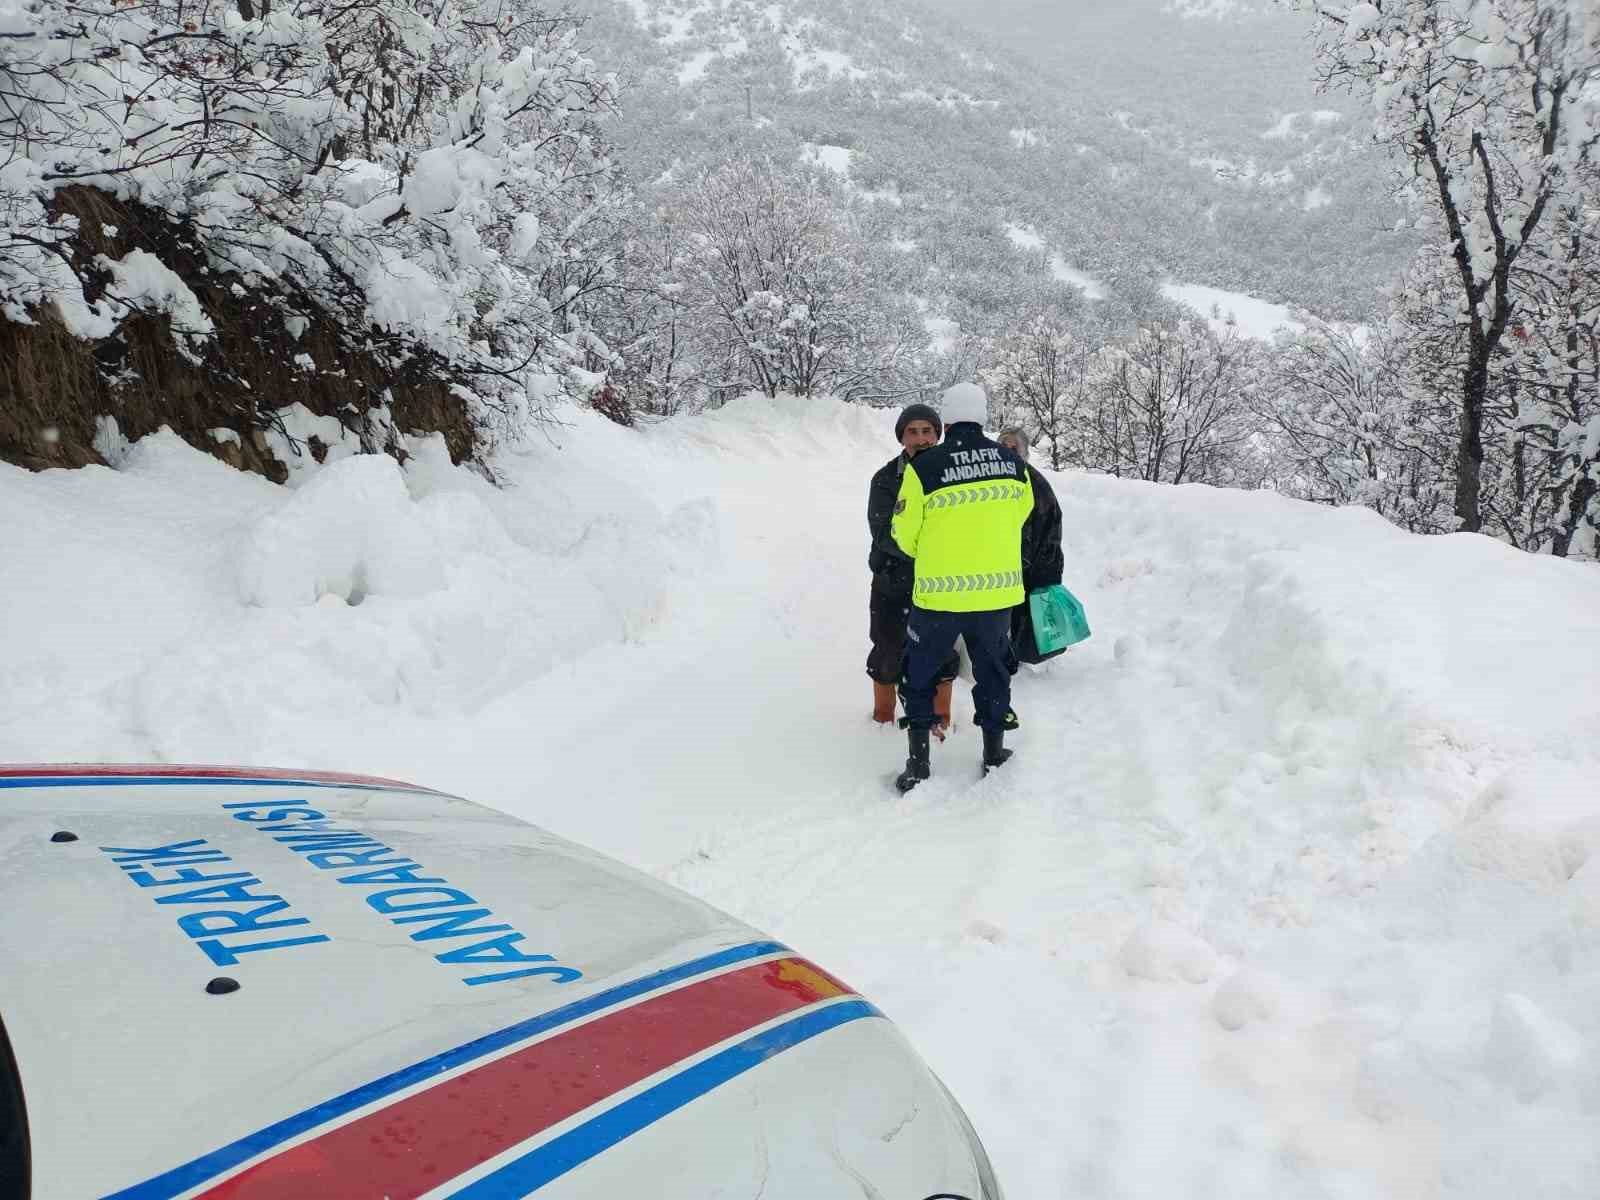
[2,0,1597,556]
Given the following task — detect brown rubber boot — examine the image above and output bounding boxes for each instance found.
[872,681,898,724]
[932,680,953,740]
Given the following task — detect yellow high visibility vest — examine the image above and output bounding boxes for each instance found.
[891,426,1034,613]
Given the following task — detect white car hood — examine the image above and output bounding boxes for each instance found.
[0,766,991,1200]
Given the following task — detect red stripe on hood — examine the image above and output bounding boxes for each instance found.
[198,957,852,1199]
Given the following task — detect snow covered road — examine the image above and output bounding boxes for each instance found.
[5,396,1600,1196]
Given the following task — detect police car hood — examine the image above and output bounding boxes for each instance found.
[0,766,993,1200]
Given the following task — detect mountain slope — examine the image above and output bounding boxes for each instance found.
[570,0,1413,328]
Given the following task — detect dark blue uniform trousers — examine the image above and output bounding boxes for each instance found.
[902,606,1014,733]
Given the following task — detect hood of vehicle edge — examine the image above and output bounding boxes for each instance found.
[0,766,771,1197]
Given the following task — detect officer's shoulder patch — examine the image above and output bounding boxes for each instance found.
[894,498,906,514]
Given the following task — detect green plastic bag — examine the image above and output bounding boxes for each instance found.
[1028,584,1091,656]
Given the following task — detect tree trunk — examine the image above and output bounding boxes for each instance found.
[1454,344,1490,532]
[1550,473,1596,558]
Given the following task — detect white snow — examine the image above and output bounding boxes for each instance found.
[1049,256,1106,300]
[1262,113,1300,140]
[260,401,360,486]
[677,50,716,85]
[896,88,995,110]
[1263,111,1344,141]
[1004,224,1107,299]
[1162,281,1304,339]
[800,145,901,205]
[510,212,541,261]
[1192,155,1296,190]
[1211,967,1279,1031]
[923,314,960,355]
[802,143,853,176]
[791,47,867,82]
[363,249,455,339]
[6,396,1600,1197]
[96,249,216,360]
[802,48,855,74]
[1345,2,1383,39]
[853,182,903,206]
[656,9,699,44]
[1003,223,1044,252]
[1118,919,1217,984]
[1303,184,1333,211]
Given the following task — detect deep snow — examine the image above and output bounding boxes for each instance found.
[5,395,1600,1196]
[1160,281,1305,340]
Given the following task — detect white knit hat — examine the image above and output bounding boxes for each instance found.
[940,382,989,427]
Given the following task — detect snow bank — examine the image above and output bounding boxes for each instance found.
[0,408,721,766]
[235,454,447,606]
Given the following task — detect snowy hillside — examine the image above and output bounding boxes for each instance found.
[917,0,1380,221]
[6,401,1600,1196]
[566,0,1411,327]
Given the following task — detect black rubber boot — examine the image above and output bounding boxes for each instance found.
[973,707,1020,730]
[981,727,1012,773]
[895,728,932,793]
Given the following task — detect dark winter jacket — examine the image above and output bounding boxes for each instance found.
[868,453,915,597]
[1021,466,1064,590]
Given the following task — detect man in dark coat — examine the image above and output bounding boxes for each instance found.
[867,404,958,730]
[998,429,1064,665]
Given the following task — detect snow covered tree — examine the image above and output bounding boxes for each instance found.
[668,157,926,402]
[1254,318,1457,530]
[1256,320,1398,506]
[1084,320,1260,486]
[1503,173,1600,557]
[595,204,695,416]
[979,306,1092,470]
[2,0,626,437]
[1382,199,1600,552]
[1293,0,1600,532]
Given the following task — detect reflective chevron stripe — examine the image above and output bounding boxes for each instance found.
[924,483,1026,511]
[915,570,1023,596]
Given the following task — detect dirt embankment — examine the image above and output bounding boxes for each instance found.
[1,186,476,481]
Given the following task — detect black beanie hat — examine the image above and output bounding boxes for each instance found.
[895,403,942,441]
